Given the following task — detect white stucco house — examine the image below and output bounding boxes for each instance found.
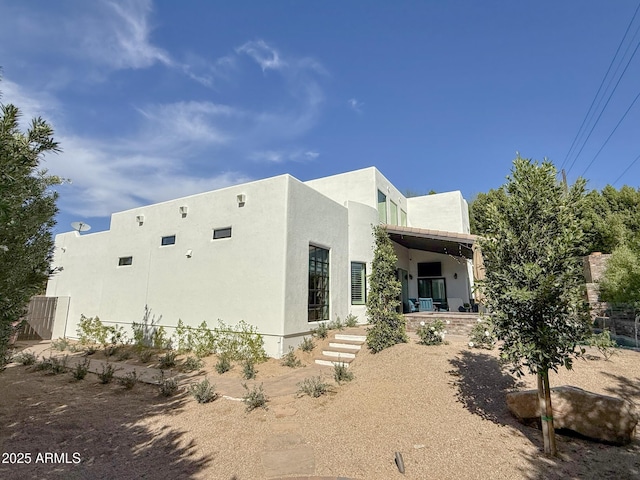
[45,167,478,357]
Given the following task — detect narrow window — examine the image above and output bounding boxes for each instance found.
[161,235,176,246]
[118,256,133,266]
[351,262,366,305]
[400,209,407,227]
[308,245,330,322]
[390,200,398,226]
[378,190,387,223]
[213,227,232,239]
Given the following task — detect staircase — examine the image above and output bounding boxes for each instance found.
[315,333,366,368]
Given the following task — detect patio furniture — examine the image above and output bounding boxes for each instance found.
[418,297,434,312]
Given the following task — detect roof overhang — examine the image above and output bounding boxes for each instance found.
[384,225,477,259]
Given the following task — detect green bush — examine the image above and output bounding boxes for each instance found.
[14,351,36,366]
[157,371,179,397]
[189,378,217,404]
[34,356,53,372]
[72,358,90,380]
[311,322,328,339]
[590,330,618,360]
[281,346,302,368]
[50,355,68,375]
[137,348,153,363]
[297,376,330,398]
[299,337,315,352]
[118,370,139,390]
[158,351,178,369]
[98,363,117,384]
[51,338,68,351]
[366,322,408,353]
[328,316,344,331]
[215,354,231,374]
[468,318,496,350]
[242,383,268,412]
[182,355,204,372]
[242,360,256,379]
[344,313,359,328]
[333,363,354,384]
[77,315,108,345]
[417,319,447,346]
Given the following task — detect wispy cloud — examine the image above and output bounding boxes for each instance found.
[237,40,286,72]
[250,149,320,164]
[348,98,364,113]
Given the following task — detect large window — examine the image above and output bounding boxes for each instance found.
[378,190,387,223]
[390,200,398,226]
[308,245,330,322]
[351,262,366,305]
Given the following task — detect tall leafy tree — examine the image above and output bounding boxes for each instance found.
[0,86,61,363]
[478,156,591,456]
[366,225,408,353]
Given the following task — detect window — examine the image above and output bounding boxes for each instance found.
[161,235,176,246]
[417,278,447,304]
[390,201,398,226]
[308,245,330,322]
[118,256,133,266]
[351,262,366,305]
[400,209,407,227]
[213,227,232,239]
[378,190,387,223]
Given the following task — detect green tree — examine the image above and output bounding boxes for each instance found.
[366,225,408,353]
[598,244,640,347]
[0,87,62,363]
[478,156,591,456]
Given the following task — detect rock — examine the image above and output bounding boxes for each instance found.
[506,385,638,445]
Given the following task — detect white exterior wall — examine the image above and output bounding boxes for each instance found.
[47,176,293,355]
[407,191,470,233]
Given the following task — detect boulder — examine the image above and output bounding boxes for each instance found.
[506,385,638,445]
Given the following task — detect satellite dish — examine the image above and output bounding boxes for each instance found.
[71,221,92,233]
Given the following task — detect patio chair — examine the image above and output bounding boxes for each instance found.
[418,298,434,312]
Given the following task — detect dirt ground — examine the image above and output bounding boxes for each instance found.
[0,335,638,480]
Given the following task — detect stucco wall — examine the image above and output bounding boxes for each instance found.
[407,191,469,233]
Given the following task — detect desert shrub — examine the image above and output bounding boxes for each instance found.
[297,376,330,398]
[158,350,177,369]
[152,326,170,350]
[50,355,68,375]
[116,348,131,361]
[344,313,359,327]
[242,360,256,379]
[333,363,354,384]
[98,363,117,384]
[104,345,119,357]
[14,351,37,366]
[172,319,196,353]
[216,320,267,364]
[281,346,302,368]
[328,316,344,331]
[51,338,68,351]
[194,321,217,357]
[137,348,153,363]
[468,318,496,349]
[590,330,618,360]
[242,383,268,412]
[299,337,315,352]
[182,355,204,372]
[118,370,138,389]
[311,322,329,339]
[366,322,408,353]
[85,346,97,355]
[215,354,231,374]
[157,371,179,397]
[34,356,53,372]
[417,319,447,346]
[189,378,217,404]
[72,358,90,380]
[131,305,165,349]
[77,315,108,345]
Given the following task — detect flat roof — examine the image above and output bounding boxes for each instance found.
[384,225,477,259]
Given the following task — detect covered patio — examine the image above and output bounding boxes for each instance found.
[383,224,484,315]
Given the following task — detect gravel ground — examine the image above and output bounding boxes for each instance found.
[0,336,638,480]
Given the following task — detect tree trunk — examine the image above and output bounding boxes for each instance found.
[537,370,557,456]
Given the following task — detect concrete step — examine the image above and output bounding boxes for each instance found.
[322,349,356,359]
[328,342,361,350]
[315,355,354,368]
[334,334,366,343]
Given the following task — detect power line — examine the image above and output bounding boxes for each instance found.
[561,2,640,171]
[580,89,640,177]
[612,152,640,186]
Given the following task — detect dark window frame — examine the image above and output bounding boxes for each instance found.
[161,235,176,246]
[308,245,330,322]
[118,256,133,266]
[213,227,232,239]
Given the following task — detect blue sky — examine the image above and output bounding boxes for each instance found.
[1,0,639,234]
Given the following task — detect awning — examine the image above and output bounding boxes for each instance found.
[384,225,477,260]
